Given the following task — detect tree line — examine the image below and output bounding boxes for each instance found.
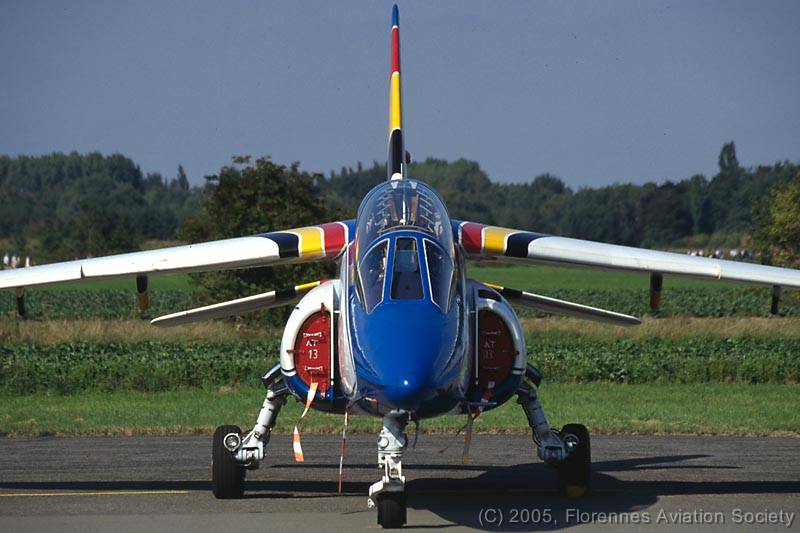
[322,142,798,251]
[0,152,200,261]
[0,143,797,264]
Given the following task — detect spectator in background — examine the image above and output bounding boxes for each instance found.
[2,253,8,268]
[25,256,31,268]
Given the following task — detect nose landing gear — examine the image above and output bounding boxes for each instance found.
[368,411,409,528]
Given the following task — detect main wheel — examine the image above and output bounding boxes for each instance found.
[377,491,407,529]
[557,423,591,498]
[212,424,245,499]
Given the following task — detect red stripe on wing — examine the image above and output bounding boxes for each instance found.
[461,222,485,254]
[321,222,347,257]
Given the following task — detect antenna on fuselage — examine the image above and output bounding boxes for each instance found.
[388,4,406,181]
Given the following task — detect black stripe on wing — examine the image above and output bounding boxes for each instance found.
[505,232,547,258]
[260,232,299,259]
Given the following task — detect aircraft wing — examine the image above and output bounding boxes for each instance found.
[0,221,354,290]
[453,221,800,288]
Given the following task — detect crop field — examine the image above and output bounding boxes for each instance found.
[1,264,798,437]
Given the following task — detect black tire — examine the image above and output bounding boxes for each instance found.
[212,425,245,499]
[377,491,407,528]
[557,423,591,498]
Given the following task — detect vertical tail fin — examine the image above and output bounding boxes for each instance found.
[388,4,404,180]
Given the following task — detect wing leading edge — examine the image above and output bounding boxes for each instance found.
[0,221,354,290]
[454,220,800,289]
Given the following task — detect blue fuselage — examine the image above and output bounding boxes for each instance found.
[343,230,469,418]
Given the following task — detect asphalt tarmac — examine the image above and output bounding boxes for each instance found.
[0,434,798,531]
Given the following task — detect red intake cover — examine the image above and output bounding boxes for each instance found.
[293,311,331,394]
[477,310,515,392]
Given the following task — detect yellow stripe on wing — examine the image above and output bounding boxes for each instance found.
[293,227,324,258]
[482,226,516,255]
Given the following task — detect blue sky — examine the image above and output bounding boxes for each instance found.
[2,1,798,187]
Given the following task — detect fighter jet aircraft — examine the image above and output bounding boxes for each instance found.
[2,5,800,528]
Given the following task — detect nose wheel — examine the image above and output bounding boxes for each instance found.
[376,491,407,528]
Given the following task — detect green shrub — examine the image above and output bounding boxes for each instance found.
[0,341,279,394]
[529,336,800,384]
[0,290,194,320]
[2,337,798,394]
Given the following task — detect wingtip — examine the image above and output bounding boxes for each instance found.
[392,4,399,27]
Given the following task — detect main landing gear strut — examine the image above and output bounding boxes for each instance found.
[212,364,288,499]
[517,364,591,497]
[367,411,409,528]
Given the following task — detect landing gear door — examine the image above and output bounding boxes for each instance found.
[467,281,526,409]
[280,280,340,408]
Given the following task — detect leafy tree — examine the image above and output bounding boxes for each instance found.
[752,171,800,267]
[718,141,740,176]
[179,157,343,325]
[53,174,143,256]
[174,165,189,191]
[637,181,693,246]
[686,174,712,236]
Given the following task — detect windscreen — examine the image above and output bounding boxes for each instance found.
[391,237,423,300]
[424,239,454,311]
[358,240,388,313]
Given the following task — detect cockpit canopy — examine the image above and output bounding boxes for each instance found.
[354,180,456,314]
[357,234,455,314]
[355,179,453,254]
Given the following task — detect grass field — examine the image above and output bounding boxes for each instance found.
[2,383,797,437]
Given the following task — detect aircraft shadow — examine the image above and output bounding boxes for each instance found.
[1,454,797,529]
[399,454,798,530]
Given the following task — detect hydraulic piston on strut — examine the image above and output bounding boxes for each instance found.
[367,411,409,507]
[517,365,568,465]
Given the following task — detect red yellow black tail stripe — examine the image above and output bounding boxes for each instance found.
[388,4,404,179]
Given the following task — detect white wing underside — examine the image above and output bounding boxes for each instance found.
[0,220,352,291]
[0,236,278,290]
[523,236,800,288]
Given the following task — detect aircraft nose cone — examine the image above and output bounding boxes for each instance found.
[382,374,433,411]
